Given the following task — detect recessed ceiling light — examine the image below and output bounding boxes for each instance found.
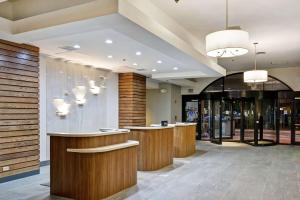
[105,39,113,44]
[133,63,138,66]
[107,55,113,58]
[157,60,162,64]
[73,44,80,49]
[136,51,142,56]
[173,67,179,70]
[152,69,157,72]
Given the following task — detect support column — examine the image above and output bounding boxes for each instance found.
[119,73,146,128]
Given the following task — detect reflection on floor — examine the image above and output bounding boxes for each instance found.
[1,141,300,200]
[202,130,300,144]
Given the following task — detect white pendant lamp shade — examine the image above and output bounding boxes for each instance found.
[206,29,249,58]
[243,70,268,83]
[205,0,250,58]
[243,42,268,83]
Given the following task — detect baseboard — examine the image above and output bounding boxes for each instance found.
[0,160,49,184]
[40,160,50,167]
[0,170,40,184]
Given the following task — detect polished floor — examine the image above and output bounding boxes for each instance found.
[202,129,300,144]
[1,141,300,200]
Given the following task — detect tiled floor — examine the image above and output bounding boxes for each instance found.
[1,141,300,200]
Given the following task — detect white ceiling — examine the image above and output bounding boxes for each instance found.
[16,14,222,77]
[150,0,300,71]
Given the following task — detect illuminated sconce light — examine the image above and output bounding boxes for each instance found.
[89,80,100,95]
[72,86,87,105]
[53,98,71,117]
[99,76,107,89]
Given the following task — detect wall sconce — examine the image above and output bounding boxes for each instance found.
[89,80,100,95]
[99,76,107,89]
[72,86,87,105]
[53,99,71,117]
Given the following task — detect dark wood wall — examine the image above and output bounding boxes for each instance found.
[119,73,146,128]
[0,39,39,181]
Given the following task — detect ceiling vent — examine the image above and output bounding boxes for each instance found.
[136,68,146,71]
[188,88,194,93]
[126,66,146,72]
[59,46,79,51]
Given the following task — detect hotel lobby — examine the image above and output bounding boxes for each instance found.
[0,0,300,199]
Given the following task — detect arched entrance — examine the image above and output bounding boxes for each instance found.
[196,73,297,146]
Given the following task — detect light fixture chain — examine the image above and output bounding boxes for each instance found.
[226,0,229,29]
[254,43,257,70]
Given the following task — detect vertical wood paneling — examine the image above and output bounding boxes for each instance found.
[119,73,146,128]
[50,133,137,200]
[128,128,174,171]
[173,125,196,158]
[0,39,39,181]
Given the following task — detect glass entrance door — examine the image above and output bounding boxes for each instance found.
[222,99,242,142]
[211,99,222,144]
[222,100,233,140]
[294,99,300,144]
[209,98,256,145]
[243,99,257,145]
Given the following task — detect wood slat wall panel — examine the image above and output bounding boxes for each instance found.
[0,40,39,181]
[119,73,146,128]
[0,66,39,77]
[0,109,38,114]
[0,140,39,150]
[0,61,39,72]
[0,72,38,82]
[0,165,39,178]
[0,114,39,120]
[0,119,39,126]
[0,125,39,132]
[0,49,39,62]
[0,160,39,173]
[0,130,39,138]
[0,85,39,93]
[0,40,39,56]
[0,155,39,167]
[0,150,39,161]
[0,56,39,67]
[0,97,38,103]
[0,103,38,109]
[0,135,39,144]
[0,145,39,155]
[0,91,38,98]
[0,78,39,87]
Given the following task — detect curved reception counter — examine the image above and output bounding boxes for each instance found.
[47,129,139,200]
[171,123,197,158]
[125,126,174,171]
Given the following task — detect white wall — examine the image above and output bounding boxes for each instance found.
[171,84,182,122]
[268,67,300,91]
[146,83,182,125]
[39,56,119,161]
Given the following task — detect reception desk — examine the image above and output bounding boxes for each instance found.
[171,123,197,158]
[48,129,139,200]
[125,126,174,171]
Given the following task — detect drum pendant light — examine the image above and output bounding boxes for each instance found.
[244,43,268,83]
[206,0,250,58]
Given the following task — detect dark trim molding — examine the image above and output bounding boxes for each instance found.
[0,170,40,184]
[0,160,49,184]
[40,160,50,167]
[199,72,293,95]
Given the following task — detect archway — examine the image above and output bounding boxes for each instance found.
[197,73,296,146]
